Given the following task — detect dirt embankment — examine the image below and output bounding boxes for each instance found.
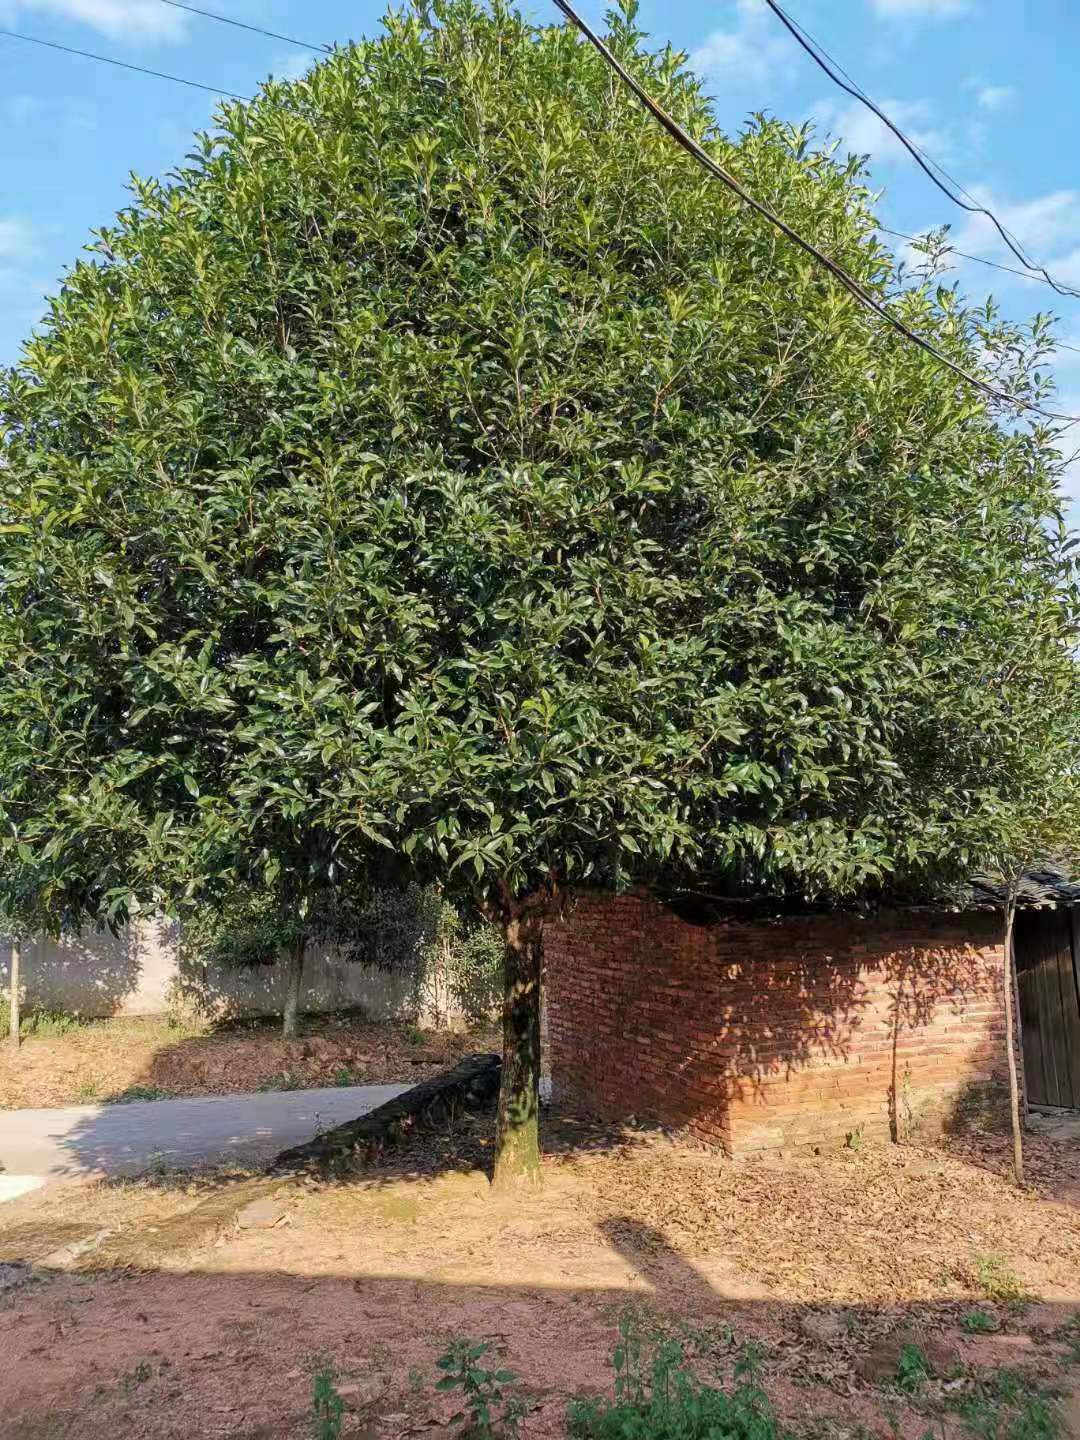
[0,1014,499,1109]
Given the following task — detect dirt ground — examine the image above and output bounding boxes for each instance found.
[0,1015,499,1109]
[3,1112,1080,1440]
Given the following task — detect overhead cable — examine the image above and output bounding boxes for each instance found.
[762,0,1080,301]
[156,1,331,54]
[883,226,1080,353]
[551,0,1079,425]
[0,26,252,99]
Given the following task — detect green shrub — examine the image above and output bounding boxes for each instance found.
[311,1364,344,1440]
[895,1343,929,1394]
[569,1319,778,1440]
[355,885,503,1025]
[434,1339,523,1439]
[971,1254,1026,1303]
[948,1367,1062,1439]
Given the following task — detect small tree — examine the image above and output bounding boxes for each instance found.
[177,886,353,1037]
[1,0,1077,1183]
[0,857,83,1049]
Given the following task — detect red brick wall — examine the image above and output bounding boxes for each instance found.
[545,892,1005,1156]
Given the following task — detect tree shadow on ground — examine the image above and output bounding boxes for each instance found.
[1,1197,1079,1440]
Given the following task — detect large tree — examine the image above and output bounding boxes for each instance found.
[0,0,1077,1182]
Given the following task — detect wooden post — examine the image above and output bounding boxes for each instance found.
[8,937,21,1049]
[1003,890,1025,1186]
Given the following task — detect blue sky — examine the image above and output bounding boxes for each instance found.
[2,0,1079,507]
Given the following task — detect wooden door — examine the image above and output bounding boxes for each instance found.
[1015,906,1080,1110]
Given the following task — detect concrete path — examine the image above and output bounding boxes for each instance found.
[0,1082,409,1183]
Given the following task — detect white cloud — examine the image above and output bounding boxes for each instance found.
[6,95,45,126]
[0,0,189,42]
[1052,338,1080,371]
[691,0,795,87]
[270,50,314,82]
[0,219,33,260]
[973,83,1015,112]
[869,0,972,18]
[953,188,1080,264]
[6,93,97,129]
[814,95,953,168]
[1040,246,1080,289]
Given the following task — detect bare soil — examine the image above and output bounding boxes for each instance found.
[0,1015,499,1109]
[2,1114,1080,1439]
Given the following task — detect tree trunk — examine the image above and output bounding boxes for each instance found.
[282,936,307,1039]
[493,909,543,1189]
[8,938,20,1050]
[1003,895,1025,1186]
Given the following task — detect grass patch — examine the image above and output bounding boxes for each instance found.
[109,1084,170,1104]
[257,1070,305,1092]
[961,1309,1000,1336]
[946,1367,1062,1439]
[970,1254,1027,1303]
[21,1010,94,1039]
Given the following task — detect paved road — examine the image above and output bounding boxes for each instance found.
[0,1083,409,1182]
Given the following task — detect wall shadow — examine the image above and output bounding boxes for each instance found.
[0,924,152,1019]
[2,911,499,1029]
[169,939,427,1027]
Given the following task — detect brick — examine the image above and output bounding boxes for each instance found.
[547,891,1005,1156]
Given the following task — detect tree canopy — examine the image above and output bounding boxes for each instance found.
[1,0,1077,1174]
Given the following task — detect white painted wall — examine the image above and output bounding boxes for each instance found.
[0,918,438,1022]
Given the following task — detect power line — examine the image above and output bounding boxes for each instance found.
[156,1,331,54]
[883,227,1080,354]
[772,3,1040,274]
[551,0,1080,425]
[881,225,1077,288]
[0,26,252,100]
[762,0,1080,302]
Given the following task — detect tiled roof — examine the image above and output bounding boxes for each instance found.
[970,866,1080,909]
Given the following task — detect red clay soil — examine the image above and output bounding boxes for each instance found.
[2,1116,1080,1439]
[0,1015,498,1109]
